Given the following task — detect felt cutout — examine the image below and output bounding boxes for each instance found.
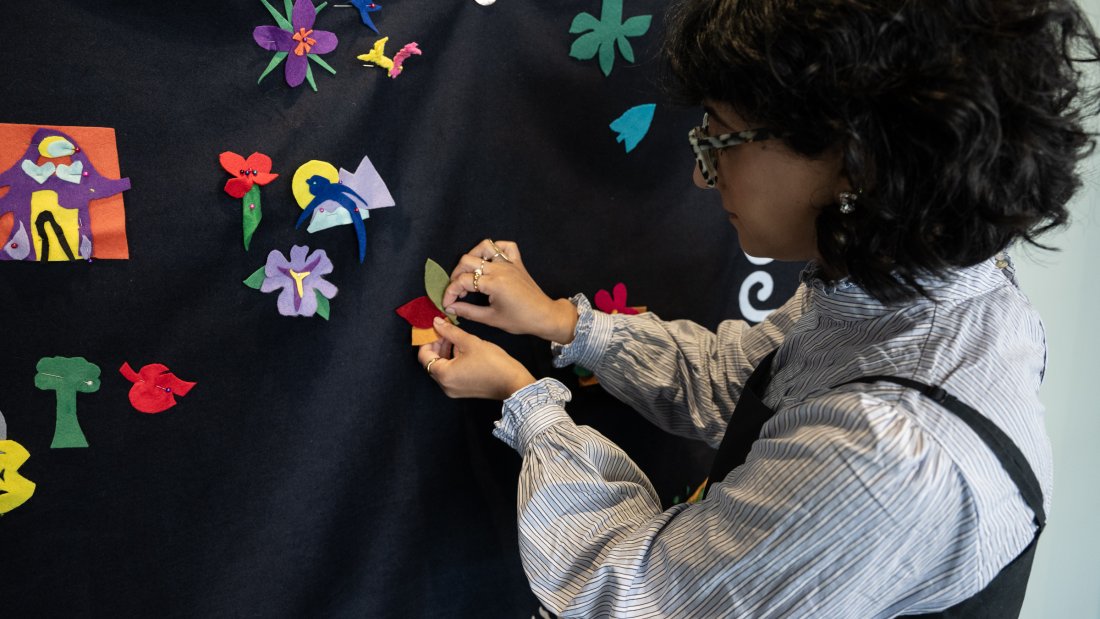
[610,104,656,153]
[396,259,458,345]
[34,356,101,449]
[304,156,395,233]
[0,407,6,439]
[348,0,382,33]
[0,124,131,261]
[475,0,496,4]
[21,160,55,184]
[254,0,338,91]
[357,38,422,78]
[577,283,646,387]
[293,158,384,263]
[56,161,84,184]
[0,440,36,515]
[39,135,76,158]
[119,363,197,414]
[220,151,278,251]
[4,221,30,260]
[569,0,652,77]
[249,245,338,319]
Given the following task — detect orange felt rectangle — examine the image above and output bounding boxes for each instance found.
[0,123,129,259]
[411,327,439,346]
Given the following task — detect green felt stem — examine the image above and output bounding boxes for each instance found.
[261,0,293,30]
[51,390,88,449]
[316,1,328,13]
[309,54,336,75]
[243,266,267,290]
[242,186,263,250]
[259,52,289,84]
[315,290,331,320]
[305,63,318,92]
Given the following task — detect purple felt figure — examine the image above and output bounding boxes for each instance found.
[0,128,131,261]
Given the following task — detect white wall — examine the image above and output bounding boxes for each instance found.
[1018,3,1100,615]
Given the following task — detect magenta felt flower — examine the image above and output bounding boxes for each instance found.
[253,0,338,90]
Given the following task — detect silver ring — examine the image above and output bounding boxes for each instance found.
[425,357,441,375]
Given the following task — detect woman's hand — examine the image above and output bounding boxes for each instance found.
[442,239,579,344]
[418,317,538,401]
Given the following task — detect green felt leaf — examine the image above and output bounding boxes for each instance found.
[424,259,450,312]
[315,290,331,321]
[242,186,262,250]
[243,266,267,290]
[258,52,288,84]
[309,54,336,75]
[305,63,318,92]
[34,356,100,449]
[283,0,294,21]
[261,0,293,31]
[567,0,651,76]
[316,1,328,13]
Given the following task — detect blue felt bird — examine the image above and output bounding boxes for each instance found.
[349,0,382,34]
[295,176,371,263]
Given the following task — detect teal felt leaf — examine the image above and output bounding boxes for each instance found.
[258,52,289,83]
[424,259,450,312]
[261,0,293,31]
[567,0,651,76]
[309,54,337,75]
[609,103,656,153]
[315,289,331,321]
[283,0,294,21]
[242,185,263,250]
[315,1,328,12]
[243,266,267,290]
[569,31,603,61]
[305,63,318,92]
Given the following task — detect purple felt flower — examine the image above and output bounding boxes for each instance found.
[253,0,338,88]
[260,245,338,318]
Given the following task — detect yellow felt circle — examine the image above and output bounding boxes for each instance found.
[292,160,339,209]
[38,135,76,158]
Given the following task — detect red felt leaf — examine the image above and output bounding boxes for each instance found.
[395,296,446,329]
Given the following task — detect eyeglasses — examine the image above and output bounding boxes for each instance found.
[688,113,779,188]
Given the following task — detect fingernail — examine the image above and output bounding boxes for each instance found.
[433,317,445,325]
[444,307,456,315]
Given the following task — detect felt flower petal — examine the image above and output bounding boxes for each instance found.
[252,172,278,185]
[254,25,295,52]
[244,152,275,175]
[219,151,248,176]
[309,31,339,55]
[396,296,446,329]
[285,53,309,87]
[224,176,253,199]
[293,0,317,31]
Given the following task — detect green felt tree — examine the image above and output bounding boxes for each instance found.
[569,0,652,77]
[34,356,101,449]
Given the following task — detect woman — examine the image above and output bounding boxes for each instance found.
[418,0,1100,616]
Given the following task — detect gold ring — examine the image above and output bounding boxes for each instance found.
[489,241,513,263]
[425,357,441,375]
[472,266,483,292]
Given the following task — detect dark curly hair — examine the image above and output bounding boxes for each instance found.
[664,0,1100,302]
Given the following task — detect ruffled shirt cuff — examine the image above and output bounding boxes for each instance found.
[551,294,616,372]
[494,378,573,455]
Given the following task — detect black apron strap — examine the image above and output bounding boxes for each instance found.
[706,349,779,485]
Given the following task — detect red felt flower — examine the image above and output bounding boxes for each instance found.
[594,282,639,315]
[119,362,197,414]
[395,296,446,329]
[219,151,279,198]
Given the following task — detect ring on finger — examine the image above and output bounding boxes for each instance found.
[473,266,484,292]
[425,357,441,376]
[489,240,513,263]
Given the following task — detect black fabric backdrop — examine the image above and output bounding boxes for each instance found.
[0,1,803,616]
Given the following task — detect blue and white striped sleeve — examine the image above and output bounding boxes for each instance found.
[494,388,973,618]
[551,288,805,447]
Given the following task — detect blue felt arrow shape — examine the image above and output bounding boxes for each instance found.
[610,103,656,153]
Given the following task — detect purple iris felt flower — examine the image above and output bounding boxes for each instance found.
[253,0,338,88]
[261,245,338,318]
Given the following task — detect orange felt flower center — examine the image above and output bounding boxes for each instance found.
[293,28,316,56]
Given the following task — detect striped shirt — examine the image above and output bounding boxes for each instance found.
[494,255,1052,618]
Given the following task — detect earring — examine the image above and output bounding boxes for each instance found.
[838,191,858,215]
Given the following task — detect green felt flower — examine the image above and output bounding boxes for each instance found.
[569,0,652,77]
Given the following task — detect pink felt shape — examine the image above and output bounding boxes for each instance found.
[395,295,446,329]
[594,282,639,315]
[119,362,197,414]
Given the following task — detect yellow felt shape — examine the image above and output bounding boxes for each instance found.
[0,440,37,514]
[411,327,439,346]
[292,160,340,208]
[31,190,80,261]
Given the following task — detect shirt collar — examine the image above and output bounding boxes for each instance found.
[801,254,1015,320]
